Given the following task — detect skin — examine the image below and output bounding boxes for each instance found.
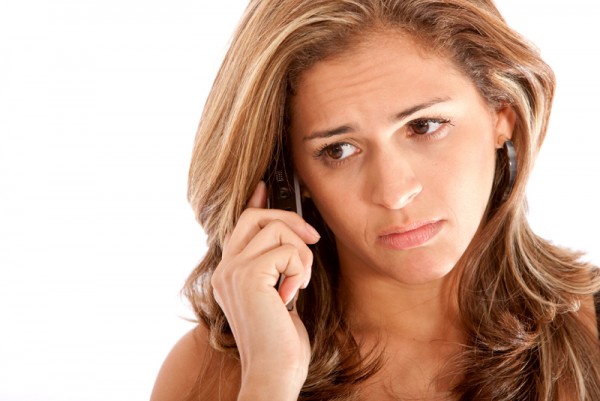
[290,31,513,336]
[151,30,522,400]
[150,29,600,401]
[288,31,516,397]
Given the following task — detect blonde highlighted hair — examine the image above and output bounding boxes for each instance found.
[185,0,600,399]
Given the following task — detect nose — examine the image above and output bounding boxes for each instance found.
[369,151,423,210]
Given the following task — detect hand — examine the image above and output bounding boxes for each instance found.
[211,181,320,400]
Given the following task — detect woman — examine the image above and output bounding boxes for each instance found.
[151,0,600,399]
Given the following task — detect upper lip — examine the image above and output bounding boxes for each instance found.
[377,219,442,237]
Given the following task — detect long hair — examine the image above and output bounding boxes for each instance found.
[185,0,600,399]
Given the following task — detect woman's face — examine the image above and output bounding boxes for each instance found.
[289,32,514,286]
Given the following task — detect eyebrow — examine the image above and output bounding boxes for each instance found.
[302,96,452,142]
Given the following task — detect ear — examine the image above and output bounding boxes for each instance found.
[493,104,516,148]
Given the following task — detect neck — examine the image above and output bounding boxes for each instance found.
[339,260,463,343]
[338,257,466,398]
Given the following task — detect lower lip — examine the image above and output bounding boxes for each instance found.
[378,221,443,250]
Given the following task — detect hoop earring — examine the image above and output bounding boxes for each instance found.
[498,139,517,202]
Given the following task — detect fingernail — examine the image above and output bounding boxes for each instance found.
[305,223,320,239]
[301,274,311,289]
[284,290,298,308]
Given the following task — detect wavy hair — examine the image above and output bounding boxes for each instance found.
[185,0,600,399]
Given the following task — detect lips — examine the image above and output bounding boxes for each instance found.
[377,220,443,250]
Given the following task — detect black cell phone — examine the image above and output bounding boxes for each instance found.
[265,150,302,310]
[266,153,303,217]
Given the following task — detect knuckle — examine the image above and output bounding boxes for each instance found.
[211,260,234,288]
[238,206,266,225]
[279,243,299,255]
[236,208,254,226]
[304,248,314,266]
[238,207,255,222]
[266,218,288,232]
[210,268,223,289]
[281,245,305,273]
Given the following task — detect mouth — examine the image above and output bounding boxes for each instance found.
[377,220,444,250]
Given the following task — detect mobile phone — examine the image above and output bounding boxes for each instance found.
[266,154,303,217]
[265,151,302,310]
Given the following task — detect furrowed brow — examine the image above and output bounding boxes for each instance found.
[303,96,451,142]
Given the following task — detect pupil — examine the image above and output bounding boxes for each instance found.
[413,121,429,135]
[327,144,344,159]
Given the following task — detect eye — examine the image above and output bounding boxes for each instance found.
[325,143,356,160]
[408,118,450,136]
[314,142,359,163]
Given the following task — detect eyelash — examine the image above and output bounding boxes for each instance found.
[313,142,357,167]
[313,117,453,166]
[407,117,453,140]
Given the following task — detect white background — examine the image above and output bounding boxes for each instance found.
[1,1,598,400]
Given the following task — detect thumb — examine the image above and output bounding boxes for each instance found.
[247,181,267,209]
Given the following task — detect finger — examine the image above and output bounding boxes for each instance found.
[246,181,267,209]
[224,209,319,257]
[214,244,307,310]
[279,253,312,309]
[241,219,314,272]
[278,273,303,307]
[254,245,307,306]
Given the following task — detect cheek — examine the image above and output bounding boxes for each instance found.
[433,142,496,223]
[304,177,352,223]
[300,170,365,241]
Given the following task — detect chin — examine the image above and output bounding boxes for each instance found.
[381,245,465,286]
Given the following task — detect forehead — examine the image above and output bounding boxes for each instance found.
[298,31,445,87]
[288,31,475,128]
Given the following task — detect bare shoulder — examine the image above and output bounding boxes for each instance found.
[150,324,241,401]
[150,325,207,401]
